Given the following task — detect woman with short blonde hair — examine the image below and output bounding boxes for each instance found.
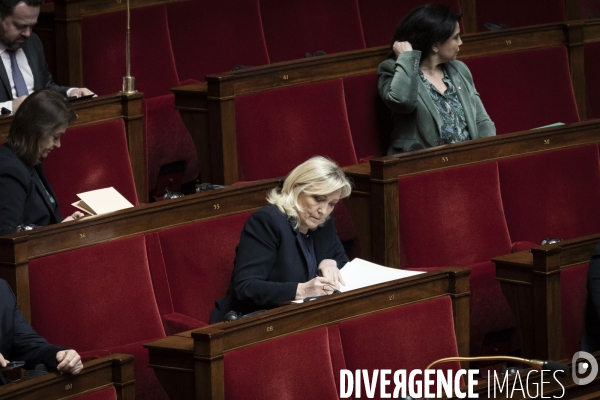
[211,156,352,323]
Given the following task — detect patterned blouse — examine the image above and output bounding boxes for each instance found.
[419,68,470,146]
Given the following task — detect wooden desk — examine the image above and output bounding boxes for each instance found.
[494,233,600,360]
[0,354,134,400]
[0,179,279,320]
[145,267,470,400]
[342,120,600,266]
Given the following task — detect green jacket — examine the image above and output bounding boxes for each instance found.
[378,51,496,154]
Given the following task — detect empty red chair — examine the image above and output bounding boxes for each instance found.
[585,41,600,120]
[44,119,139,216]
[498,144,600,245]
[475,0,565,31]
[28,236,168,400]
[398,161,515,356]
[166,0,270,82]
[235,80,358,181]
[342,73,389,161]
[146,211,252,334]
[259,0,365,63]
[463,46,579,134]
[357,0,461,48]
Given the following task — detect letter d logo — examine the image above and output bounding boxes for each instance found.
[572,351,598,385]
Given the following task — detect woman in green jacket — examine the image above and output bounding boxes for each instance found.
[378,4,495,154]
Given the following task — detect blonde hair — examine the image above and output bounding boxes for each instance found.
[267,156,352,229]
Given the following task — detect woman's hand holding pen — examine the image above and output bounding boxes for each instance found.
[295,276,338,300]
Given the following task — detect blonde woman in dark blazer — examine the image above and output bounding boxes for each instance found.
[378,4,495,154]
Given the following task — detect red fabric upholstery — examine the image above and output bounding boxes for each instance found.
[398,161,512,268]
[235,80,358,181]
[498,145,600,244]
[465,261,515,356]
[27,236,167,400]
[581,0,600,18]
[82,5,179,98]
[475,0,565,31]
[338,296,461,397]
[332,200,360,259]
[224,327,340,400]
[463,47,579,134]
[561,263,589,358]
[43,120,138,217]
[152,212,252,325]
[166,0,270,82]
[75,387,116,400]
[357,0,461,47]
[342,73,389,161]
[585,41,600,120]
[144,95,199,193]
[259,0,365,63]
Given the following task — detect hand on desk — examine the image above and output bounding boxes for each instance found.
[62,211,85,222]
[56,349,83,375]
[318,259,346,289]
[69,88,96,98]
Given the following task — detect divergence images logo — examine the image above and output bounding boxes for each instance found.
[572,351,599,386]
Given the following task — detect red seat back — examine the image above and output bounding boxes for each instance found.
[342,73,389,161]
[43,119,138,216]
[147,212,252,325]
[398,161,512,268]
[475,0,565,31]
[463,47,579,134]
[498,145,600,244]
[585,41,600,120]
[235,80,358,181]
[167,0,270,82]
[82,5,180,98]
[357,0,462,48]
[259,0,365,63]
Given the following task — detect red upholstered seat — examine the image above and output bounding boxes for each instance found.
[145,212,252,333]
[463,46,579,134]
[585,41,600,120]
[342,73,389,161]
[43,119,138,217]
[28,236,168,400]
[82,5,198,198]
[224,328,341,400]
[259,0,365,63]
[166,0,270,82]
[498,145,600,244]
[235,80,358,181]
[475,0,565,31]
[398,161,512,268]
[357,0,461,48]
[398,162,514,355]
[561,263,589,358]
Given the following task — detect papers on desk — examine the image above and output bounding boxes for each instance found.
[293,258,424,302]
[338,258,424,292]
[72,187,134,216]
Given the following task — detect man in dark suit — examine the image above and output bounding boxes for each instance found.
[0,0,93,113]
[0,279,83,384]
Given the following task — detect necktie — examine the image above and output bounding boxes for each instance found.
[7,50,28,97]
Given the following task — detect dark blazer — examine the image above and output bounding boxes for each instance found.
[0,144,61,233]
[0,33,70,102]
[378,51,496,154]
[210,204,349,323]
[583,242,600,352]
[0,279,64,385]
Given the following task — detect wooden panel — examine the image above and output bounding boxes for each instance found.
[145,267,470,400]
[0,354,135,400]
[495,233,600,360]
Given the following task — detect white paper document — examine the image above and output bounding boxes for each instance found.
[338,258,424,292]
[72,187,134,216]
